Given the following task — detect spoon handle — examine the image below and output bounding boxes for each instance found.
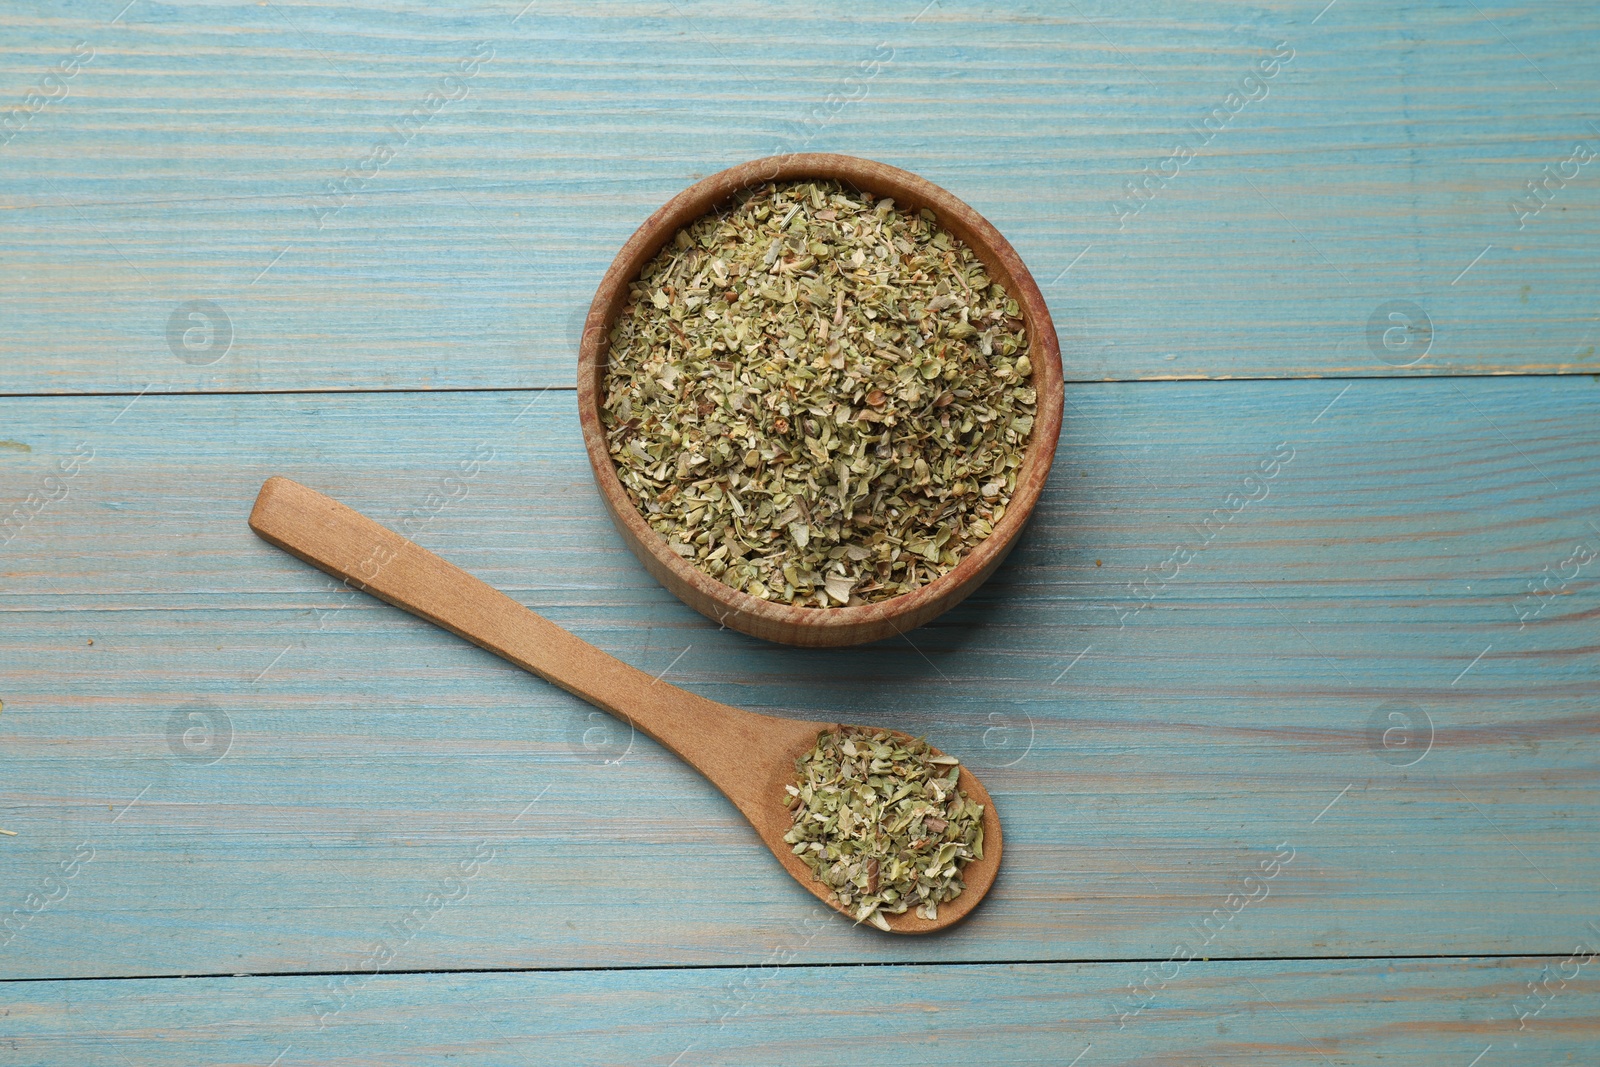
[247,476,826,815]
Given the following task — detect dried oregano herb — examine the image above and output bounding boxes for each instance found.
[783,727,984,928]
[600,180,1036,606]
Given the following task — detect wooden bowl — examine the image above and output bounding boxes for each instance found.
[576,154,1064,647]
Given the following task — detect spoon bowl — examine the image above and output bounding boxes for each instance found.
[762,731,1002,933]
[248,476,1001,933]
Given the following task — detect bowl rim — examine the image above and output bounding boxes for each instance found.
[576,152,1064,638]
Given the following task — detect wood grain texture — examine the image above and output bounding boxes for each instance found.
[2,1,1598,394]
[1,379,1594,978]
[245,475,1002,933]
[0,958,1595,1066]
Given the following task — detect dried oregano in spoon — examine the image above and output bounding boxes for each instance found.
[601,179,1036,607]
[783,727,984,929]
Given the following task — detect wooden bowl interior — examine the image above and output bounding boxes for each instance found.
[576,154,1063,646]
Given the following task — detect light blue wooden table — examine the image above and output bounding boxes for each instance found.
[3,1,1597,1063]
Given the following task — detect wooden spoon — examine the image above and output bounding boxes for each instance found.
[248,477,1002,934]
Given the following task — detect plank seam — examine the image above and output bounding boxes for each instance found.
[0,952,1583,985]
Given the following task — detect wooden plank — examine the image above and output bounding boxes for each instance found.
[2,1,1598,393]
[1,378,1596,979]
[0,957,1595,1065]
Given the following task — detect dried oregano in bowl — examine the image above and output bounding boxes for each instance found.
[599,179,1037,608]
[783,727,984,929]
